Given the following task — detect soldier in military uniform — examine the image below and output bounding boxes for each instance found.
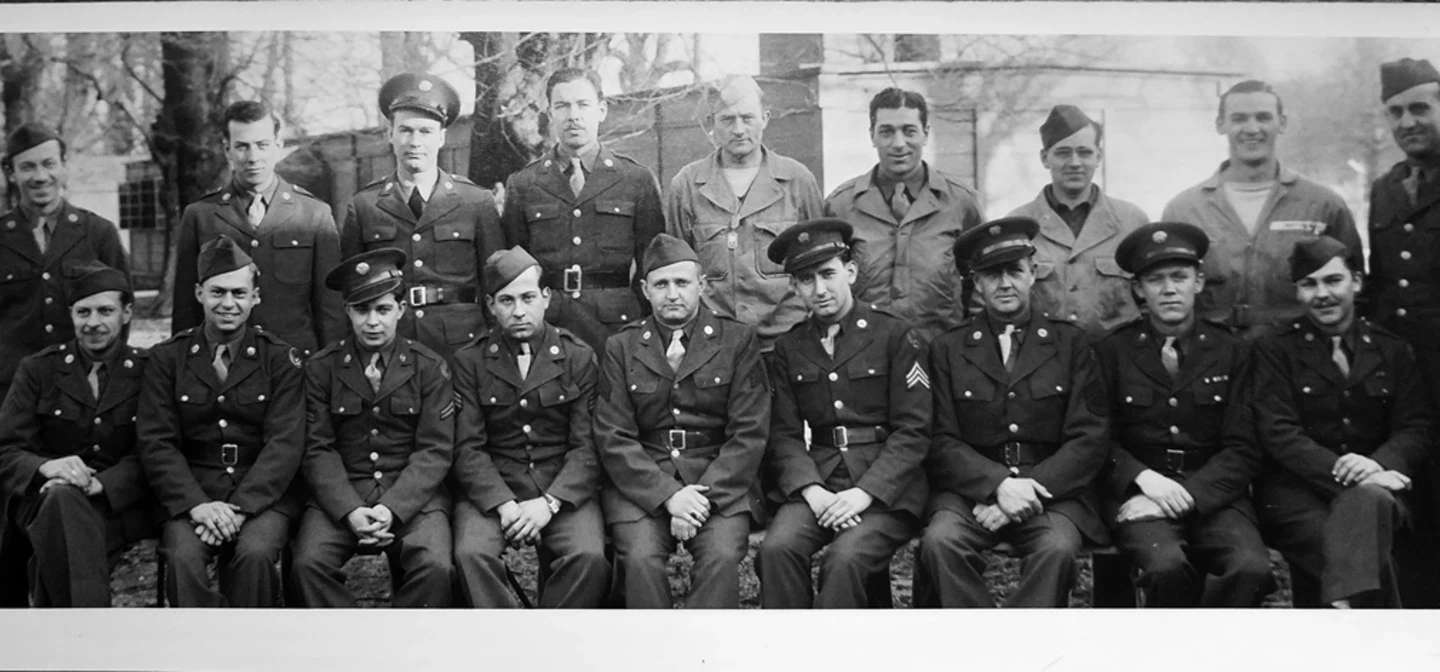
[1096,222,1272,607]
[0,263,152,607]
[594,234,770,608]
[501,67,665,354]
[340,72,504,361]
[291,248,455,608]
[173,100,344,356]
[1253,238,1432,608]
[137,236,305,607]
[450,246,607,608]
[1361,57,1440,606]
[755,219,930,609]
[916,217,1109,608]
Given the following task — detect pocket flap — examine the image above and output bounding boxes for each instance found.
[596,200,636,217]
[434,221,474,242]
[526,203,560,222]
[1095,257,1128,278]
[539,382,580,407]
[272,231,315,248]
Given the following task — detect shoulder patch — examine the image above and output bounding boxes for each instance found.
[450,174,476,186]
[358,175,390,192]
[288,348,303,369]
[155,328,196,347]
[35,343,66,357]
[439,358,451,380]
[904,328,922,351]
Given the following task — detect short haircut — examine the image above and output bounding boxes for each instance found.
[546,68,604,103]
[1218,80,1285,119]
[222,100,282,141]
[869,87,928,129]
[709,75,765,118]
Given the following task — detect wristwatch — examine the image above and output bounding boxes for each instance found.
[543,493,561,515]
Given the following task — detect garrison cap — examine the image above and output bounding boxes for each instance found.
[67,260,131,304]
[1040,104,1101,151]
[379,72,461,127]
[952,217,1040,273]
[1116,222,1209,275]
[483,246,542,296]
[642,233,700,278]
[3,122,63,167]
[198,234,255,284]
[1380,58,1440,102]
[767,218,853,274]
[326,248,408,305]
[1289,237,1351,282]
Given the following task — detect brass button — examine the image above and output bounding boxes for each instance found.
[833,400,844,409]
[412,233,422,242]
[1008,423,1019,433]
[1399,279,1411,288]
[1169,426,1179,435]
[225,467,235,474]
[218,419,228,428]
[1400,251,1412,260]
[1397,308,1408,318]
[370,452,379,461]
[1168,398,1178,408]
[828,372,839,382]
[374,471,383,480]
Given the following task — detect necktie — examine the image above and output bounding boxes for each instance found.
[666,329,686,372]
[517,342,533,380]
[999,323,1017,371]
[247,194,266,227]
[569,158,586,198]
[820,323,841,357]
[213,344,231,383]
[365,352,384,392]
[408,187,425,219]
[87,361,104,400]
[1161,336,1181,377]
[1332,336,1351,378]
[1403,165,1425,207]
[33,216,49,254]
[889,187,911,223]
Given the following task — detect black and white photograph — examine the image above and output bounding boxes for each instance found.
[2,1,1439,669]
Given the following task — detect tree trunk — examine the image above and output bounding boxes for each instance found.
[460,32,533,194]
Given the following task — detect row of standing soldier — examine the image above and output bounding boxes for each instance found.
[0,56,1438,608]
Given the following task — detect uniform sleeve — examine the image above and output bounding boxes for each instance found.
[1181,343,1265,517]
[91,214,129,277]
[230,347,305,516]
[475,188,506,296]
[171,209,202,336]
[1094,338,1151,500]
[96,453,149,514]
[631,168,666,310]
[594,336,682,514]
[0,358,50,497]
[664,172,692,243]
[1370,341,1434,476]
[855,327,932,508]
[795,169,824,221]
[450,350,515,510]
[500,174,529,250]
[311,204,346,349]
[1252,338,1343,497]
[697,328,770,512]
[1358,182,1387,319]
[766,340,823,499]
[339,198,363,261]
[1029,334,1109,501]
[546,344,601,507]
[925,338,1011,500]
[377,358,456,524]
[137,345,212,518]
[301,359,367,523]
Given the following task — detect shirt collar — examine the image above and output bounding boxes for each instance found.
[397,170,439,201]
[872,163,928,200]
[235,176,279,205]
[356,335,401,368]
[556,143,600,173]
[983,310,1030,340]
[658,316,698,345]
[18,200,61,230]
[1042,183,1099,212]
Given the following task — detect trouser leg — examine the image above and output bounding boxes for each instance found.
[389,509,453,608]
[536,499,608,608]
[1188,507,1273,608]
[682,513,749,609]
[1005,512,1082,608]
[816,510,916,609]
[1115,517,1199,607]
[19,486,111,607]
[451,499,517,608]
[914,501,995,608]
[161,517,223,607]
[290,507,360,608]
[610,516,675,609]
[756,501,830,609]
[1322,484,1404,607]
[220,508,289,608]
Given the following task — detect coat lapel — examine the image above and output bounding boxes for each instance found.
[43,203,86,268]
[1069,191,1120,260]
[184,332,225,393]
[1294,323,1346,386]
[1005,313,1058,385]
[212,187,258,240]
[375,175,419,225]
[673,312,722,382]
[257,179,299,232]
[959,322,1008,386]
[735,153,785,219]
[633,319,675,379]
[374,338,417,401]
[482,332,526,391]
[95,348,143,414]
[828,305,877,369]
[791,320,833,371]
[54,344,96,405]
[1128,327,1175,389]
[573,147,622,207]
[851,170,895,225]
[518,326,565,395]
[216,329,262,394]
[1347,321,1385,384]
[336,341,376,401]
[1032,193,1077,249]
[1169,323,1223,391]
[416,171,462,232]
[0,212,43,266]
[694,154,739,215]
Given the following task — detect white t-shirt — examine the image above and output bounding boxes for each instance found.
[723,166,761,199]
[1222,180,1275,236]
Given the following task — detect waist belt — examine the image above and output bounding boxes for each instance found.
[408,285,478,307]
[488,443,569,463]
[812,425,890,449]
[543,266,632,293]
[984,441,1057,468]
[641,428,726,457]
[1140,446,1216,475]
[182,441,261,468]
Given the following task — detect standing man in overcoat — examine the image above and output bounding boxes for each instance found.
[341,73,504,361]
[502,67,665,353]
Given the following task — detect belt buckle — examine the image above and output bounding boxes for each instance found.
[563,265,583,293]
[1165,449,1185,474]
[667,429,687,451]
[832,426,849,448]
[221,443,239,466]
[408,286,427,307]
[1003,442,1021,467]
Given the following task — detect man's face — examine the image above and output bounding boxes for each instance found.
[711,88,768,163]
[791,256,856,321]
[347,293,405,350]
[549,78,607,154]
[1133,261,1203,328]
[1296,256,1361,333]
[871,106,928,180]
[9,139,67,211]
[70,291,131,354]
[388,110,446,176]
[224,117,281,192]
[1042,125,1102,198]
[973,258,1035,320]
[1385,82,1440,161]
[1216,91,1286,167]
[642,261,704,327]
[487,266,549,341]
[195,266,259,337]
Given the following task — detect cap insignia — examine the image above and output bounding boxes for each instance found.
[1152,231,1168,244]
[355,262,370,275]
[989,225,1001,236]
[418,79,433,92]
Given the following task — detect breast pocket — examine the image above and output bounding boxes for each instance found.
[237,378,272,406]
[361,219,398,248]
[271,231,315,284]
[594,200,637,252]
[693,223,730,281]
[525,203,564,254]
[952,371,996,403]
[751,219,794,278]
[433,221,477,275]
[844,357,889,414]
[626,366,662,401]
[38,394,83,422]
[693,364,733,400]
[1117,382,1154,408]
[538,381,580,407]
[1294,371,1338,413]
